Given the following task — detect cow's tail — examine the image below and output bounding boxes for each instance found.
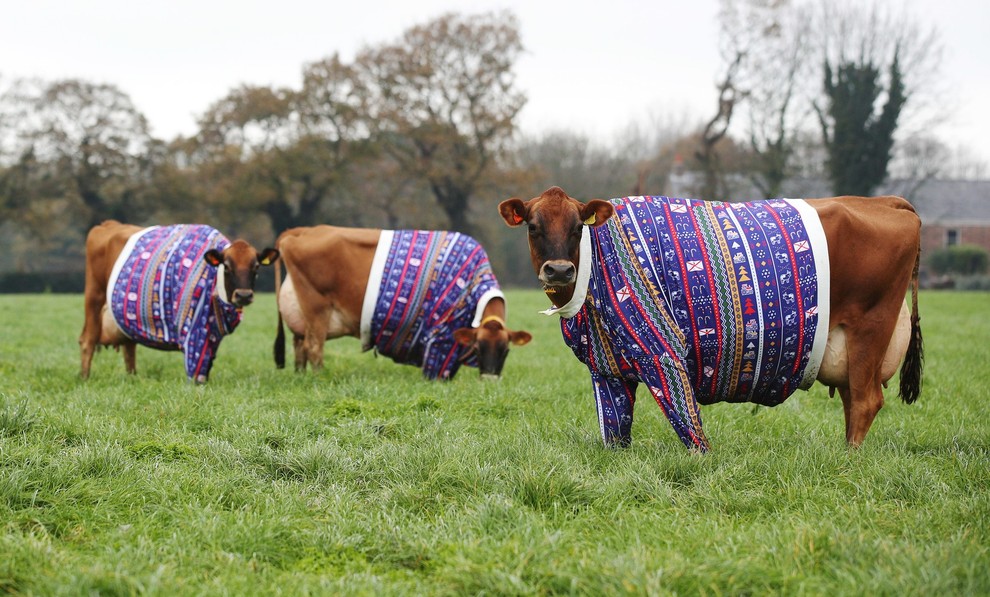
[898,245,924,404]
[273,251,286,369]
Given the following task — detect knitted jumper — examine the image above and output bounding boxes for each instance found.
[108,225,240,382]
[547,196,830,451]
[359,230,504,379]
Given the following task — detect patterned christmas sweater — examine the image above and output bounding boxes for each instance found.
[108,225,240,382]
[359,230,504,380]
[546,196,830,451]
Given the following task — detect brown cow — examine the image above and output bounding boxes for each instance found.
[80,220,277,383]
[273,226,531,379]
[499,186,923,451]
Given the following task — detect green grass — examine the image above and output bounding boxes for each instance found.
[0,290,988,595]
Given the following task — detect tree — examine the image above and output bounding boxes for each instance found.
[355,11,525,237]
[192,84,298,235]
[816,53,905,195]
[192,61,373,238]
[719,0,814,198]
[812,0,944,195]
[3,79,153,230]
[696,49,747,200]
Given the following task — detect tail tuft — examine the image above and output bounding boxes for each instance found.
[273,252,286,369]
[898,246,923,404]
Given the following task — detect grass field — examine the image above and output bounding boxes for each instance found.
[0,290,988,595]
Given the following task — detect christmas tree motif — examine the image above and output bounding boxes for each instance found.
[738,266,752,283]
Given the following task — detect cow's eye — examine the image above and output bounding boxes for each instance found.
[527,223,539,236]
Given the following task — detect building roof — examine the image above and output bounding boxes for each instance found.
[894,179,990,225]
[702,176,990,226]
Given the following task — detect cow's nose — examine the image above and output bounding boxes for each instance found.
[542,261,576,283]
[232,289,254,305]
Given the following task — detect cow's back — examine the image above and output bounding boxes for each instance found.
[809,196,920,315]
[276,226,380,339]
[85,220,144,299]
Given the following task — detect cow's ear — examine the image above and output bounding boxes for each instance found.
[580,200,614,227]
[453,327,476,346]
[203,249,224,267]
[509,330,533,346]
[258,248,279,266]
[498,198,527,227]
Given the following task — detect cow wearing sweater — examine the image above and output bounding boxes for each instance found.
[274,226,531,379]
[80,221,277,383]
[499,187,923,451]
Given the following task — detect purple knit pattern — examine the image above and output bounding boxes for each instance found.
[559,196,823,450]
[109,225,240,381]
[370,230,500,379]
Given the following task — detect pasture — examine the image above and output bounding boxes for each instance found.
[0,290,988,595]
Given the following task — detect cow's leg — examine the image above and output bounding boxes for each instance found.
[637,355,709,452]
[293,333,307,372]
[843,383,885,447]
[591,372,638,447]
[840,323,890,447]
[79,291,107,380]
[837,386,853,440]
[303,315,330,372]
[843,370,885,447]
[122,342,137,375]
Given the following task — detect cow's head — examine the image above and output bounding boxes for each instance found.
[498,186,613,306]
[204,241,279,308]
[452,307,532,380]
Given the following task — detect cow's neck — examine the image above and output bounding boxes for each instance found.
[481,296,507,322]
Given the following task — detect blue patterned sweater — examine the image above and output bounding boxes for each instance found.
[546,196,830,451]
[359,230,504,380]
[108,225,240,382]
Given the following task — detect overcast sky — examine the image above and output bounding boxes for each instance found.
[3,0,989,167]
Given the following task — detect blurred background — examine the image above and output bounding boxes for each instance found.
[2,0,988,291]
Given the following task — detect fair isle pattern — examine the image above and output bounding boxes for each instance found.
[368,230,503,380]
[108,225,240,382]
[558,196,828,451]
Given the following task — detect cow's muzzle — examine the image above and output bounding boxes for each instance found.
[231,289,254,306]
[540,260,576,286]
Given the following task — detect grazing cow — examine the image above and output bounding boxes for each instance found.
[274,226,531,379]
[80,221,278,383]
[499,186,923,451]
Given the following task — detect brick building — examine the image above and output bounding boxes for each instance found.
[908,179,990,256]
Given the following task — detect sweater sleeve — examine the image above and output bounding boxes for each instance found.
[591,372,638,447]
[634,354,710,452]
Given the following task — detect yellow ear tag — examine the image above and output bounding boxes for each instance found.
[584,214,596,226]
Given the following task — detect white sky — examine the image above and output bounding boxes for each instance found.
[3,0,989,166]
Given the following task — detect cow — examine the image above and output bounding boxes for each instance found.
[499,186,923,451]
[79,220,278,383]
[273,226,532,380]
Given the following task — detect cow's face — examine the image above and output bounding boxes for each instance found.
[498,186,613,300]
[204,241,279,308]
[453,316,532,379]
